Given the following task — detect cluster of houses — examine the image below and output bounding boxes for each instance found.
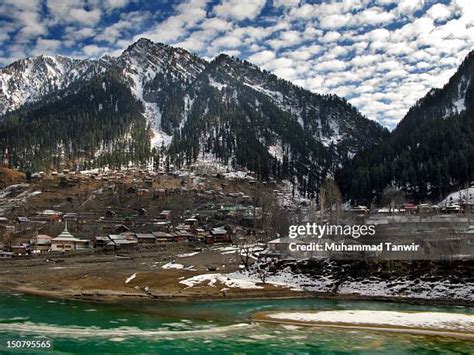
[0,210,234,257]
[349,202,474,215]
[1,223,90,258]
[93,226,231,252]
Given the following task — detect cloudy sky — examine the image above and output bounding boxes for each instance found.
[0,0,472,127]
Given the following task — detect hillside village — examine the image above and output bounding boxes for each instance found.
[0,165,290,258]
[1,160,473,260]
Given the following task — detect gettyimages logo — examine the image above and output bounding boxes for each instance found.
[288,223,376,240]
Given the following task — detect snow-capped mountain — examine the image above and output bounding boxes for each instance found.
[0,38,386,194]
[205,54,383,161]
[0,55,110,115]
[115,38,207,144]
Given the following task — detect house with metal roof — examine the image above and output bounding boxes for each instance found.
[51,223,89,252]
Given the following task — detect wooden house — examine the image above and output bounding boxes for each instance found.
[153,221,171,232]
[11,243,30,255]
[135,233,156,244]
[206,227,231,244]
[173,230,193,242]
[109,234,138,250]
[402,203,417,214]
[94,236,114,250]
[160,210,172,221]
[153,232,174,243]
[30,235,52,253]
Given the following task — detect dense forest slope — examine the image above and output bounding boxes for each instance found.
[337,51,474,204]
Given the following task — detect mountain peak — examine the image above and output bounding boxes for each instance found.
[124,38,169,54]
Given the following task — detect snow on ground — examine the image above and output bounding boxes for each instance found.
[439,187,474,206]
[209,76,227,91]
[0,184,30,199]
[125,273,136,284]
[144,102,172,148]
[179,266,331,291]
[179,273,264,289]
[179,265,473,301]
[275,179,310,210]
[266,310,474,331]
[177,252,199,258]
[243,83,284,106]
[187,153,255,181]
[267,144,284,162]
[221,250,237,255]
[0,184,42,215]
[339,278,474,301]
[230,267,334,292]
[214,246,239,255]
[162,262,196,271]
[162,262,185,270]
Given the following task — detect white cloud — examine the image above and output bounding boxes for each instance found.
[101,0,130,12]
[317,59,347,71]
[201,17,233,31]
[321,31,341,43]
[0,0,46,42]
[214,0,266,21]
[31,38,61,55]
[393,0,425,17]
[319,14,352,29]
[356,7,395,26]
[137,0,209,43]
[82,44,109,57]
[273,0,300,8]
[212,35,242,49]
[426,3,452,21]
[248,50,275,65]
[68,8,102,26]
[365,28,390,41]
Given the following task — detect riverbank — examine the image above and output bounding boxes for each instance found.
[1,248,473,307]
[0,247,311,303]
[8,284,474,308]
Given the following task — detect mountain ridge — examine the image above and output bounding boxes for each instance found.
[337,49,474,204]
[0,38,386,196]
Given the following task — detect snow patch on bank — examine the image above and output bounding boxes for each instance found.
[125,273,136,284]
[179,273,264,289]
[162,262,185,270]
[267,310,474,332]
[177,252,199,258]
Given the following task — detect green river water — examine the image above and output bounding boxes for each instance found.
[0,292,472,354]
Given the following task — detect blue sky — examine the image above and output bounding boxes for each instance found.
[0,0,472,127]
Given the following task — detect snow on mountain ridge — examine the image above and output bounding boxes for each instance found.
[0,55,106,115]
[117,39,207,146]
[0,38,383,168]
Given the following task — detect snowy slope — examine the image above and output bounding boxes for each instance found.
[0,55,108,115]
[440,187,474,206]
[116,38,207,145]
[207,54,384,162]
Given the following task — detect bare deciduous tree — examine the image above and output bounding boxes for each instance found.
[320,177,342,223]
[238,233,257,271]
[381,186,406,213]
